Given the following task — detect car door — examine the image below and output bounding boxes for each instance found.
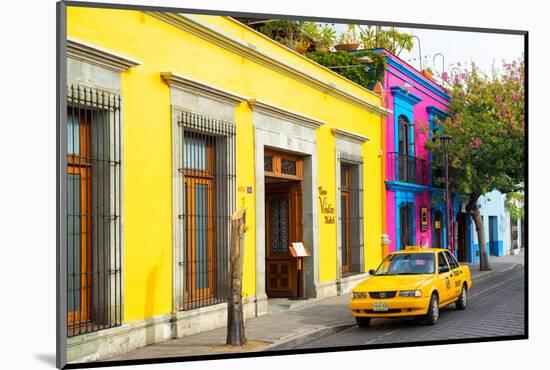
[436,252,452,305]
[445,250,463,299]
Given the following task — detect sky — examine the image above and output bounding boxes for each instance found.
[329,23,524,77]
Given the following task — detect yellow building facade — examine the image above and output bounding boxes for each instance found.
[64,5,390,362]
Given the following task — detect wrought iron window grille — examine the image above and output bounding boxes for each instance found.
[66,84,122,337]
[175,110,236,311]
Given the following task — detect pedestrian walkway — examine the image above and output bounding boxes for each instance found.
[103,250,525,363]
[465,248,524,281]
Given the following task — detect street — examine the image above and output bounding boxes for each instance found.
[298,266,525,349]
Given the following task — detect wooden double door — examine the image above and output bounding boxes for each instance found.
[265,181,302,298]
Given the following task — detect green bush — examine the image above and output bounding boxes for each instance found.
[305,50,386,89]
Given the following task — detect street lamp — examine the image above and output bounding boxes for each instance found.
[438,134,453,250]
[411,35,423,70]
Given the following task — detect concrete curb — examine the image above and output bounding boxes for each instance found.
[470,263,522,283]
[261,323,355,351]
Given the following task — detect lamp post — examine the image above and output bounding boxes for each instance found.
[433,53,445,74]
[439,134,453,250]
[411,35,422,70]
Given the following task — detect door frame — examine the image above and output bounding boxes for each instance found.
[254,139,319,307]
[265,181,302,298]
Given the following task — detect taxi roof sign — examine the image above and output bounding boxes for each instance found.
[404,245,422,250]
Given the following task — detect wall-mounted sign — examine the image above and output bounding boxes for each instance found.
[435,220,441,229]
[421,207,428,232]
[318,186,335,224]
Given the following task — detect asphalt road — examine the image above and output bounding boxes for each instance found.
[299,266,525,348]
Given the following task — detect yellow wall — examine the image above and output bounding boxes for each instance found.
[67,6,385,323]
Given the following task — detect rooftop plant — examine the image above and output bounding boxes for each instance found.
[305,50,386,89]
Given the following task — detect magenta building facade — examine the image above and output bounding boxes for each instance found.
[374,49,464,256]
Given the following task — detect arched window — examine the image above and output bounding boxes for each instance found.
[398,114,413,156]
[397,115,415,182]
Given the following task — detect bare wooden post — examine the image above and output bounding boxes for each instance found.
[227,208,247,346]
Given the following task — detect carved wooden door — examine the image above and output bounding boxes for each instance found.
[265,182,302,298]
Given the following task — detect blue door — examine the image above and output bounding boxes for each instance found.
[488,216,498,256]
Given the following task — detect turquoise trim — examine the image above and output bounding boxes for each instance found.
[426,105,448,118]
[385,56,451,100]
[395,191,416,251]
[386,180,428,193]
[390,85,418,169]
[429,187,444,194]
[472,241,503,262]
[390,86,423,106]
[431,201,447,250]
[490,240,504,256]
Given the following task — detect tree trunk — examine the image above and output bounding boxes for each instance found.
[466,194,492,271]
[226,208,247,346]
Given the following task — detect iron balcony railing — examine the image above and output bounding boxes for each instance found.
[387,152,428,186]
[431,168,445,188]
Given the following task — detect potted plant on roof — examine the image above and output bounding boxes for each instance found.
[301,22,320,50]
[315,25,336,52]
[260,20,311,54]
[300,22,336,53]
[334,24,361,52]
[422,67,434,80]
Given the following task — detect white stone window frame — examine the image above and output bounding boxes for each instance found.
[162,72,245,313]
[66,38,140,336]
[332,128,370,294]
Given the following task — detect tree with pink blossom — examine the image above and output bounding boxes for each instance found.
[427,57,525,270]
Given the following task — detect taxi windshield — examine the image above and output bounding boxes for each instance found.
[374,253,435,275]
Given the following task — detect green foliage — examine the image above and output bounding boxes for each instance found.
[426,58,525,199]
[357,26,414,56]
[300,22,336,48]
[305,50,386,89]
[338,24,362,44]
[301,21,320,42]
[259,20,309,51]
[505,192,524,220]
[318,25,337,48]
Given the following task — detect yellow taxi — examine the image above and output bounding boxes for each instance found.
[349,246,471,327]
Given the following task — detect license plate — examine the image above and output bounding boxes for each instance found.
[373,302,389,312]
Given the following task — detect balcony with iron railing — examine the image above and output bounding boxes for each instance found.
[431,168,445,188]
[386,152,429,188]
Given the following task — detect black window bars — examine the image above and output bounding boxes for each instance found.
[338,155,364,275]
[176,110,236,311]
[66,84,122,337]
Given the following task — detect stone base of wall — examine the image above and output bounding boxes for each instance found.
[315,279,338,299]
[68,297,259,364]
[336,272,370,295]
[67,277,362,364]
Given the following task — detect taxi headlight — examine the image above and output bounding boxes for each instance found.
[399,290,422,298]
[353,292,368,299]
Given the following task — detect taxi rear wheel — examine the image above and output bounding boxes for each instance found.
[424,293,439,325]
[355,317,371,327]
[455,284,467,310]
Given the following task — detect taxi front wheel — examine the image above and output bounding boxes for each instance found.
[356,317,371,327]
[423,293,439,325]
[455,284,467,310]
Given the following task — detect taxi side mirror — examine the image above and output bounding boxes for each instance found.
[369,269,377,276]
[438,265,450,274]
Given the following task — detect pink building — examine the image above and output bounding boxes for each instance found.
[375,49,456,254]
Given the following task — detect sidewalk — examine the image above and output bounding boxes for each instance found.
[104,250,525,362]
[465,248,524,281]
